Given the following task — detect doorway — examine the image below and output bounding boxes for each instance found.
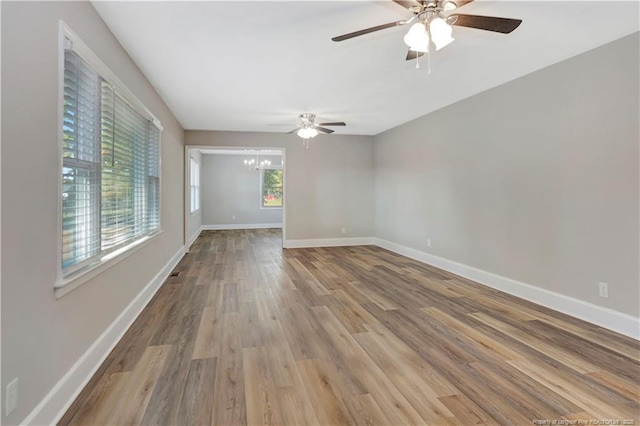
[184,146,286,250]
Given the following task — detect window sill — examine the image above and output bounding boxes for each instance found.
[54,230,163,299]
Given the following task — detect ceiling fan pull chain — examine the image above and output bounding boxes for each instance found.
[427,49,432,74]
[416,53,421,69]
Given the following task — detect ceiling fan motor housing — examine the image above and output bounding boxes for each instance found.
[299,113,316,126]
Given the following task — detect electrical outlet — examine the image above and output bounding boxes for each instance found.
[598,282,609,298]
[5,378,17,417]
[427,238,431,247]
[341,227,347,235]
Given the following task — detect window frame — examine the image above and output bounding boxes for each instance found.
[190,158,200,215]
[55,22,163,298]
[260,166,284,209]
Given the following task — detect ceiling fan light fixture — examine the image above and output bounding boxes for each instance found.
[429,17,455,50]
[403,22,430,52]
[297,127,319,139]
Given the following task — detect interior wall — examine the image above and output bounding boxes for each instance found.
[1,2,185,423]
[187,149,202,245]
[201,154,283,227]
[185,132,374,241]
[373,33,640,317]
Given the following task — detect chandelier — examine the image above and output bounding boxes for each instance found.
[243,152,271,171]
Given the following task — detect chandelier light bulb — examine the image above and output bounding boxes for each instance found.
[403,22,429,52]
[430,17,454,51]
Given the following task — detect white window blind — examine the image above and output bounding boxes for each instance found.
[62,42,161,275]
[190,159,200,213]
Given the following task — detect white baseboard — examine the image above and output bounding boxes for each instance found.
[284,237,374,249]
[202,223,282,230]
[22,246,186,425]
[374,238,640,340]
[187,225,203,250]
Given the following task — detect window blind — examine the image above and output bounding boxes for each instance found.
[62,44,161,275]
[190,159,200,213]
[62,50,101,270]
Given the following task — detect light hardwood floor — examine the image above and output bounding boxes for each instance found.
[60,229,640,425]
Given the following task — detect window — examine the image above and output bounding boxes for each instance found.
[61,29,161,280]
[261,168,283,208]
[190,158,200,213]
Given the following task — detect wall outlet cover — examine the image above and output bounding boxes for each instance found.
[598,282,609,298]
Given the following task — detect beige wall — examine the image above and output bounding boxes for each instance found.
[374,33,640,317]
[186,131,375,241]
[1,2,184,423]
[201,154,283,227]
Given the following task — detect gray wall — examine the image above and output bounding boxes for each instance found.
[186,132,375,241]
[1,2,185,423]
[187,149,202,245]
[202,154,283,226]
[374,33,640,317]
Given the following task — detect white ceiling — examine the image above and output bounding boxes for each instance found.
[92,1,639,136]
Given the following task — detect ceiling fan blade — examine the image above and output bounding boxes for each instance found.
[406,50,425,61]
[392,0,422,11]
[286,129,298,134]
[314,127,335,134]
[332,21,405,42]
[449,14,522,34]
[318,122,346,127]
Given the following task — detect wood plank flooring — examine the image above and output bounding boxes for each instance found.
[60,229,640,425]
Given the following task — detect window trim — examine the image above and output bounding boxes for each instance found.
[259,166,284,210]
[55,21,163,297]
[55,232,163,299]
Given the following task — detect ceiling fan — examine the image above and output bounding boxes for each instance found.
[270,113,346,147]
[332,0,522,61]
